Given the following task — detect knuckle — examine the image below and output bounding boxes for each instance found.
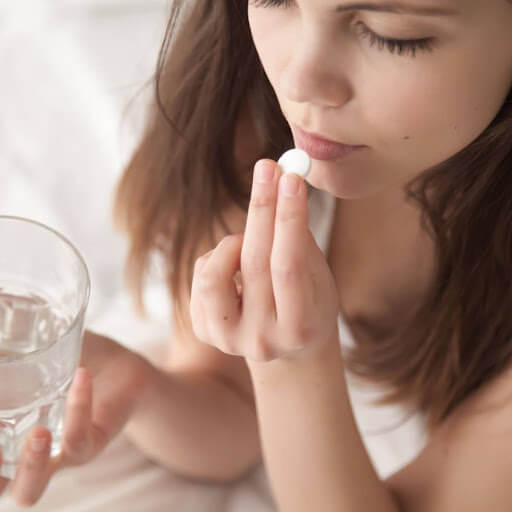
[26,439,50,465]
[214,325,239,353]
[250,350,272,363]
[250,334,274,362]
[64,433,89,455]
[197,273,218,294]
[271,260,301,284]
[242,255,270,281]
[295,323,316,344]
[250,191,274,209]
[209,328,229,350]
[23,455,46,474]
[218,341,238,357]
[68,390,89,409]
[276,207,298,223]
[193,251,211,273]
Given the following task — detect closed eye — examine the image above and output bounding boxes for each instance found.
[249,0,437,58]
[355,23,436,57]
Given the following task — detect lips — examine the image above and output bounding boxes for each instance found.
[291,125,365,161]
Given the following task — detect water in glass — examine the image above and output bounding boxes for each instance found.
[0,288,79,480]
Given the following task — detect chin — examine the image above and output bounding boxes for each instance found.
[309,163,390,200]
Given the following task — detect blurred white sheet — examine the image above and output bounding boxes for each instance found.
[0,1,173,355]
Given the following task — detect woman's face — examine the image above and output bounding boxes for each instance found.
[248,0,512,199]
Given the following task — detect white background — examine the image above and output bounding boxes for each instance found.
[0,0,174,364]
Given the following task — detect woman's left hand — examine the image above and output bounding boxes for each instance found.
[189,158,340,363]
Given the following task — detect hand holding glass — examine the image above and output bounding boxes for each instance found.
[0,216,90,480]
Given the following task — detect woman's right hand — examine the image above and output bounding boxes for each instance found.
[0,329,151,507]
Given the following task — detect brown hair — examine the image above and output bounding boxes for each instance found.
[114,1,512,433]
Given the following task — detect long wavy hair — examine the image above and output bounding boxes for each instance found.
[113,1,512,433]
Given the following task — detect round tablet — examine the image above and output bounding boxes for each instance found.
[277,148,312,179]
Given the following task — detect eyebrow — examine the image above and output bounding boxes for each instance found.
[335,2,460,16]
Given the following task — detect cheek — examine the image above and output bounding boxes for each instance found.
[248,8,290,90]
[367,61,506,170]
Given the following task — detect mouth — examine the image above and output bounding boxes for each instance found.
[291,124,366,161]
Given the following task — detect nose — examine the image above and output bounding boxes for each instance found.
[279,38,352,108]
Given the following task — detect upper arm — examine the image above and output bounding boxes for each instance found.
[165,201,255,408]
[385,368,512,511]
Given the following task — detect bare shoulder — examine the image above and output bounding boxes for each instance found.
[385,362,512,511]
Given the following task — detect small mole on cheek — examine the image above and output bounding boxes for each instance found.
[223,316,229,321]
[403,136,411,140]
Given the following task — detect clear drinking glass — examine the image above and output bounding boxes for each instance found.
[0,216,90,479]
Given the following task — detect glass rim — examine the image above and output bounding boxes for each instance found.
[0,215,91,364]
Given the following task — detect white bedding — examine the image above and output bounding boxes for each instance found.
[0,2,426,510]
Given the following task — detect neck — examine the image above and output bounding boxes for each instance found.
[329,185,436,337]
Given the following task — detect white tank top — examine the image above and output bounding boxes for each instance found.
[307,185,428,480]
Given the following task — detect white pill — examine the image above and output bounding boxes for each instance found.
[277,148,312,179]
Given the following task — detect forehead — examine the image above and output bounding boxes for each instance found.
[301,0,468,16]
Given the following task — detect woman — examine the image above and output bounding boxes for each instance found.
[3,1,512,510]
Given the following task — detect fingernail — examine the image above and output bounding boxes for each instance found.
[254,161,274,183]
[31,437,48,453]
[280,174,300,196]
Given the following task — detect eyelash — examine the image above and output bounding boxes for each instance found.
[249,0,436,58]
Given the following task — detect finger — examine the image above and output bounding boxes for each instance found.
[195,248,214,273]
[0,452,10,495]
[59,367,95,466]
[272,173,311,336]
[190,257,210,342]
[10,427,52,507]
[190,249,224,343]
[240,160,280,325]
[0,478,8,495]
[194,234,244,351]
